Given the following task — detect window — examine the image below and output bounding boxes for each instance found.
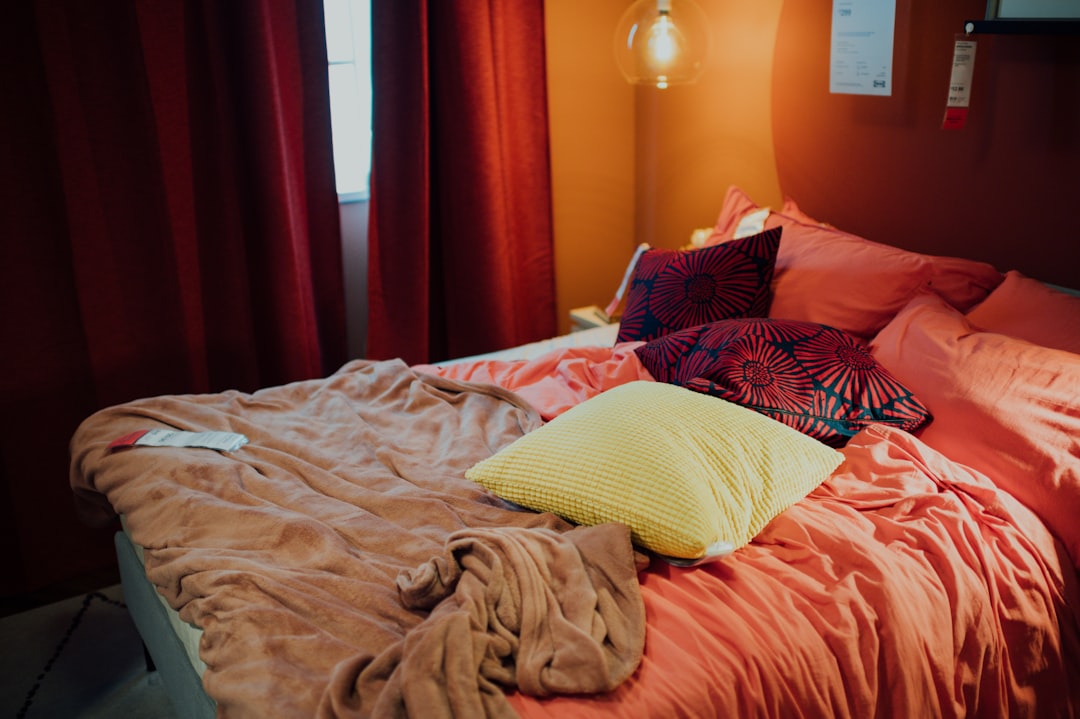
[324,0,372,202]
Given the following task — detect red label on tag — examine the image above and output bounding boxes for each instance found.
[108,429,150,450]
[942,107,968,130]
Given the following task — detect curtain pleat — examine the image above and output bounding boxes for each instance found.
[367,0,557,364]
[0,0,345,595]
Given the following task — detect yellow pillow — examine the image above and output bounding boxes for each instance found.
[466,381,843,560]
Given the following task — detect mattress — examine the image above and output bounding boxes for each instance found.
[120,516,206,675]
[437,323,620,365]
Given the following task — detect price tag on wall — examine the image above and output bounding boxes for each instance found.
[943,35,977,130]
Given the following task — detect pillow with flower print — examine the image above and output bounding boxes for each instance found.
[634,318,931,447]
[615,227,781,344]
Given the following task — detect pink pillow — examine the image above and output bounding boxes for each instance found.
[710,186,822,236]
[966,270,1080,354]
[707,187,1003,341]
[870,292,1080,568]
[710,185,773,238]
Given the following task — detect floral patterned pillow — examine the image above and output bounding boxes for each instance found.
[615,228,781,344]
[635,318,931,447]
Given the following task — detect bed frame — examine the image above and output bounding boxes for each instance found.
[117,530,216,719]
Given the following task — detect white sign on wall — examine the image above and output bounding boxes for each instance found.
[829,0,897,96]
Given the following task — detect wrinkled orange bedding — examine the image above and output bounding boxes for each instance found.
[70,344,1080,717]
[415,342,652,421]
[429,347,1080,718]
[71,360,646,718]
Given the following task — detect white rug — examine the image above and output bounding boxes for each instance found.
[0,584,178,719]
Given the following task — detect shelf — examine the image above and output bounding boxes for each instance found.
[963,19,1080,34]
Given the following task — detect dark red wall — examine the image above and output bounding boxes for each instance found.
[772,0,1080,289]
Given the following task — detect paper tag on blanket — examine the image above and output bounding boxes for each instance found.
[108,429,249,453]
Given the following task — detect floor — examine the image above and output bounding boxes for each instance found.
[0,567,122,619]
[0,583,180,718]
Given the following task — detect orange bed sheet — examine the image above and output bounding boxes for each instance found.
[425,346,1080,718]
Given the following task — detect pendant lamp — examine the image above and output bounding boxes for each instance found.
[614,0,711,89]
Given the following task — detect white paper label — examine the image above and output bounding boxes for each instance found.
[605,243,651,318]
[830,0,897,96]
[943,37,977,129]
[109,429,249,453]
[947,39,977,108]
[733,207,771,239]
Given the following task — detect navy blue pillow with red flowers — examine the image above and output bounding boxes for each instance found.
[615,227,781,344]
[634,318,931,447]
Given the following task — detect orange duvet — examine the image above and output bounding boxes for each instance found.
[70,342,1080,718]
[427,347,1080,719]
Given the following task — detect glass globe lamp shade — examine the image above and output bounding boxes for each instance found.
[614,0,711,89]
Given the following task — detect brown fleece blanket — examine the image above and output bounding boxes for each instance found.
[69,359,645,718]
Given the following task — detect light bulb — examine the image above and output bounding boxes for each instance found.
[647,15,678,66]
[614,0,710,89]
[642,13,686,88]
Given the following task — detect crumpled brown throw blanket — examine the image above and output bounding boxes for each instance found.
[69,359,645,718]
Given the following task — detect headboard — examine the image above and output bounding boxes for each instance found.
[770,0,1080,289]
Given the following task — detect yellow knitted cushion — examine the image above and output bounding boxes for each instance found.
[466,381,843,560]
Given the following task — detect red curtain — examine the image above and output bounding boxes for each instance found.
[367,0,557,365]
[0,0,345,597]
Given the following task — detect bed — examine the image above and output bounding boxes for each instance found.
[70,186,1080,718]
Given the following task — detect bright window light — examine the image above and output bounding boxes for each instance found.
[324,0,372,202]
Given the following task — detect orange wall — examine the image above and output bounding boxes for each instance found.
[546,0,785,332]
[634,0,784,249]
[547,0,1080,321]
[545,0,636,334]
